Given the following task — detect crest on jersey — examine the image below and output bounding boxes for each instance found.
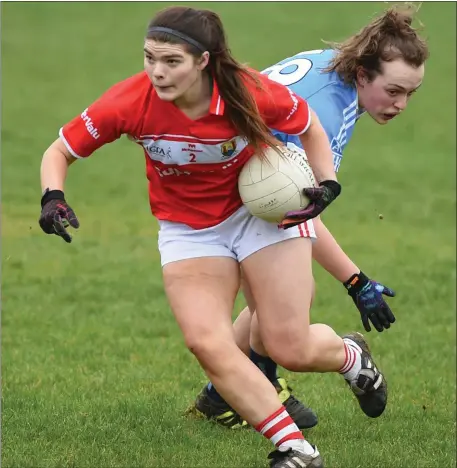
[221,139,237,159]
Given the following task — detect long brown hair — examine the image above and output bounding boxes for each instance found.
[146,6,279,156]
[324,4,429,83]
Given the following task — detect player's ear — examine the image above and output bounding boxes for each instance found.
[356,66,369,87]
[196,51,210,71]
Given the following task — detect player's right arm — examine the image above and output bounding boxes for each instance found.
[39,86,132,243]
[40,138,77,192]
[41,98,124,190]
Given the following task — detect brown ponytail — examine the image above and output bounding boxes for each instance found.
[324,3,429,83]
[146,6,279,156]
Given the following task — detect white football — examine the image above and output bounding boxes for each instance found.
[238,144,317,223]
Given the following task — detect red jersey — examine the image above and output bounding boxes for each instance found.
[60,70,311,229]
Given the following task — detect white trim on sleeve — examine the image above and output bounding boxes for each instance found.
[59,128,83,159]
[291,105,312,136]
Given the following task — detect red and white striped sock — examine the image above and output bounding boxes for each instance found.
[255,406,315,455]
[339,338,362,381]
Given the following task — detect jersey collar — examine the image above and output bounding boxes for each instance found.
[209,78,225,116]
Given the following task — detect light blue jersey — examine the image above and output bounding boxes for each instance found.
[262,49,362,171]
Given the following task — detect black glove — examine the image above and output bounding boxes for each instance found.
[39,189,79,243]
[344,271,396,332]
[280,180,341,229]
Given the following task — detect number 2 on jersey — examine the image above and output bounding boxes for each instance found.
[262,49,323,86]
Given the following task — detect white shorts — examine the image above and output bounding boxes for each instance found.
[158,206,316,267]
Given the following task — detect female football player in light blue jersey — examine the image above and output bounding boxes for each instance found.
[191,4,429,433]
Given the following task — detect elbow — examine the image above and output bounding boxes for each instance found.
[44,138,77,167]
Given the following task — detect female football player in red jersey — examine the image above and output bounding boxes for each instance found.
[38,7,386,468]
[193,4,428,433]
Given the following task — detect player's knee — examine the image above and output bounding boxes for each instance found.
[184,332,212,357]
[184,328,225,364]
[274,352,318,372]
[266,339,318,372]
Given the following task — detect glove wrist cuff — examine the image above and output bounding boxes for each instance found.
[343,270,370,294]
[320,180,341,198]
[41,189,65,208]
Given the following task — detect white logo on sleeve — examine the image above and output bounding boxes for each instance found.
[286,88,299,121]
[81,108,100,139]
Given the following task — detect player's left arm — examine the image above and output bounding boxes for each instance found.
[259,73,396,332]
[312,217,396,332]
[297,108,336,182]
[258,74,341,223]
[302,88,396,331]
[259,74,336,183]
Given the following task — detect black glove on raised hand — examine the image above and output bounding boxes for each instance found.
[39,189,79,243]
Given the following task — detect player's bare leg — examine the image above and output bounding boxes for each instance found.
[232,304,252,356]
[193,278,318,430]
[244,278,318,428]
[193,299,255,428]
[249,275,314,356]
[163,256,321,466]
[242,237,387,420]
[163,257,277,423]
[242,238,345,370]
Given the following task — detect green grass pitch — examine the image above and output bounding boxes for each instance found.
[2,2,455,467]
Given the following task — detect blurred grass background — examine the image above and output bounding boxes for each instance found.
[2,2,456,467]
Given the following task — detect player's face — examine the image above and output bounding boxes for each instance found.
[143,40,208,102]
[357,59,424,125]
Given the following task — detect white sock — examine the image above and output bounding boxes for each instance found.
[284,438,316,456]
[339,338,362,381]
[256,406,316,455]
